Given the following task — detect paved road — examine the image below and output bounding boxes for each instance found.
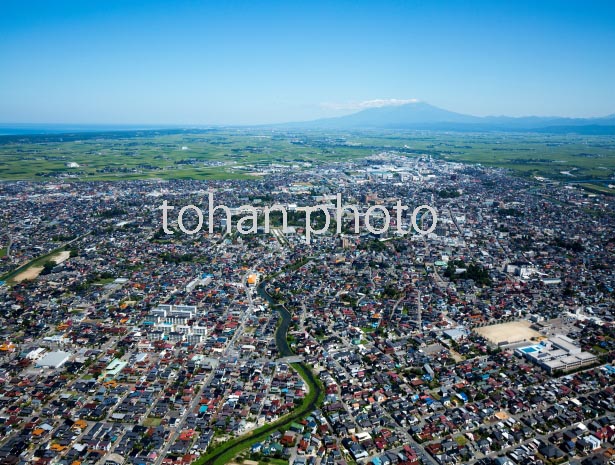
[155,270,258,464]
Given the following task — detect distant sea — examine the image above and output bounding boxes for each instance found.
[0,124,174,135]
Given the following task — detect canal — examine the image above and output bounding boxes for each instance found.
[257,283,293,357]
[197,279,323,465]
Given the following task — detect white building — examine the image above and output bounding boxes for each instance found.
[36,351,71,369]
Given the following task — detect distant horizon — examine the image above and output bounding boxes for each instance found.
[0,100,614,130]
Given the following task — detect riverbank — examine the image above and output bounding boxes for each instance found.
[0,231,89,284]
[1,246,69,283]
[193,276,323,465]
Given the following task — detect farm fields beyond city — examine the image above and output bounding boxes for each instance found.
[1,130,615,195]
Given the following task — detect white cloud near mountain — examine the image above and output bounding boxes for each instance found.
[321,98,420,111]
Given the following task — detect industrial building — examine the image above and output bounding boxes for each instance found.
[35,351,71,369]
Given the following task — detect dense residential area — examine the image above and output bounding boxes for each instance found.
[1,153,614,465]
[2,0,615,464]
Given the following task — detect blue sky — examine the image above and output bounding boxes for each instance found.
[1,0,614,124]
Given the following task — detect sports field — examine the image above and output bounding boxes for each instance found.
[474,320,542,346]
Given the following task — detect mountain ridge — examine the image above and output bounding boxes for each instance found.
[281,102,615,133]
